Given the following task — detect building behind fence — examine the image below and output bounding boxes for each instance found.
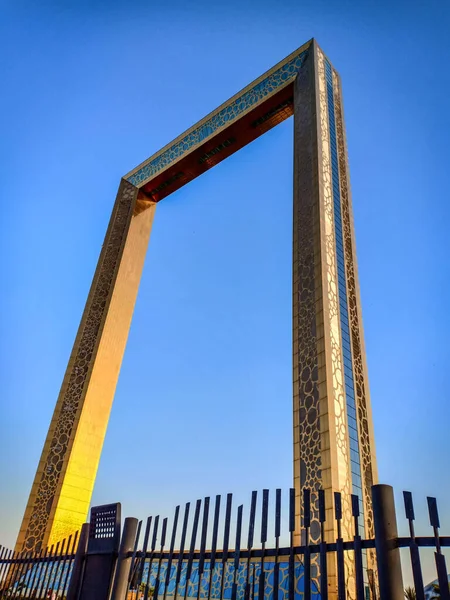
[0,484,448,600]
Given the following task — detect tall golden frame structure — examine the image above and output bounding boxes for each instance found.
[16,38,377,596]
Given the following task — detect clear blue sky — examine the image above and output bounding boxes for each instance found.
[1,0,449,582]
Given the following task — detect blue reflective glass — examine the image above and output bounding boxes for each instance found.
[348,416,357,430]
[348,407,357,420]
[352,474,362,488]
[343,349,352,361]
[349,428,359,443]
[351,462,361,476]
[350,437,359,452]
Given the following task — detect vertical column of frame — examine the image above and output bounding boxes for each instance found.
[293,42,358,598]
[292,43,327,591]
[315,46,353,543]
[316,46,355,599]
[332,69,379,587]
[16,180,156,552]
[293,44,322,541]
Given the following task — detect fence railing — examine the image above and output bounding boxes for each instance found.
[0,484,449,600]
[0,531,78,599]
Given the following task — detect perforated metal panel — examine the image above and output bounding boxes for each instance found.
[88,503,121,554]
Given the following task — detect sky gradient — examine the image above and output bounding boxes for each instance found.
[0,0,449,584]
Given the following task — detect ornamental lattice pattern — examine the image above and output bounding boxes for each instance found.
[317,49,353,534]
[127,50,309,187]
[317,48,356,598]
[21,180,137,552]
[332,75,375,539]
[293,49,321,585]
[332,73,378,589]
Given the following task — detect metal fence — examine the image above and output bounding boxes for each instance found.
[122,486,450,600]
[0,484,449,600]
[0,531,78,599]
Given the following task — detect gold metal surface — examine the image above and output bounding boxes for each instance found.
[16,181,155,551]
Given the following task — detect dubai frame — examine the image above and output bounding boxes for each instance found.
[16,39,378,581]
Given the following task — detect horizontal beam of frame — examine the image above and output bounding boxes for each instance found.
[124,40,313,195]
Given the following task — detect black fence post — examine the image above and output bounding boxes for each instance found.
[67,523,90,600]
[78,502,121,600]
[110,517,139,600]
[372,485,404,600]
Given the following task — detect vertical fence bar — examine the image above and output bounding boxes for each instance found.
[220,494,233,600]
[3,549,13,596]
[37,544,55,600]
[288,488,295,600]
[2,549,14,590]
[351,495,365,600]
[231,505,243,600]
[273,489,281,600]
[334,492,345,600]
[197,497,210,600]
[48,539,66,597]
[54,540,68,595]
[62,530,79,599]
[3,549,15,598]
[136,516,153,600]
[57,535,72,594]
[11,549,29,598]
[67,524,88,600]
[318,490,328,600]
[207,495,221,600]
[24,547,42,598]
[43,543,61,600]
[8,548,24,596]
[153,517,168,600]
[184,499,201,600]
[22,550,36,596]
[128,519,142,594]
[175,503,190,600]
[304,489,311,600]
[111,517,139,600]
[258,489,269,600]
[34,546,50,600]
[403,492,425,600]
[0,546,10,587]
[19,550,34,597]
[0,547,5,574]
[2,548,16,594]
[144,516,160,600]
[22,551,35,596]
[372,484,404,600]
[7,550,20,598]
[427,496,450,600]
[164,506,180,600]
[245,491,257,600]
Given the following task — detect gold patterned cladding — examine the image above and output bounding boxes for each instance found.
[332,70,379,588]
[16,181,156,552]
[292,46,321,587]
[317,49,352,532]
[317,48,355,598]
